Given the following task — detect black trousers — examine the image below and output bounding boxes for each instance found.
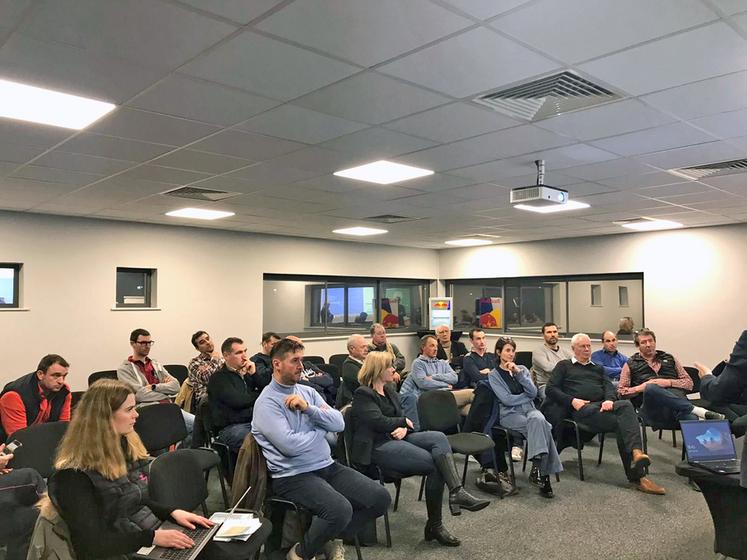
[572,400,643,481]
[0,468,45,560]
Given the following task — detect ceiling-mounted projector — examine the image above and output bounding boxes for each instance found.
[510,160,569,208]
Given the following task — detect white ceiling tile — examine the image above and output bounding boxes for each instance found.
[262,147,364,175]
[491,0,716,64]
[178,0,285,24]
[698,174,747,195]
[641,71,747,120]
[320,127,437,158]
[187,175,261,195]
[438,0,531,20]
[117,165,211,185]
[535,99,676,141]
[151,149,253,174]
[449,158,533,182]
[731,12,747,34]
[635,141,746,170]
[31,151,134,175]
[378,27,559,98]
[56,133,173,163]
[563,158,656,181]
[599,171,690,189]
[91,108,220,146]
[564,182,618,196]
[222,161,320,186]
[294,72,449,125]
[180,31,359,101]
[385,102,520,143]
[239,105,367,144]
[710,0,747,15]
[590,122,718,156]
[11,165,103,186]
[439,182,508,201]
[652,188,745,206]
[579,23,747,96]
[0,119,75,148]
[637,181,712,197]
[131,75,280,126]
[691,108,747,139]
[190,130,304,160]
[256,0,472,67]
[0,0,32,27]
[497,172,580,188]
[0,141,46,165]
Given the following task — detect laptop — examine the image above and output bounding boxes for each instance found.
[680,419,741,475]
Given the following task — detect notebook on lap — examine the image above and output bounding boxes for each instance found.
[680,419,741,475]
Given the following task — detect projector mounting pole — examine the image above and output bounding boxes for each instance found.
[535,159,545,186]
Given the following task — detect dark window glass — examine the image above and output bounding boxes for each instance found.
[116,268,154,308]
[0,264,20,308]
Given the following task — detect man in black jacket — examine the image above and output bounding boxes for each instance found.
[547,333,665,495]
[435,325,467,371]
[249,331,280,390]
[207,337,261,451]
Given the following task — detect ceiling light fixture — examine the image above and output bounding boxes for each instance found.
[444,238,493,247]
[619,218,683,231]
[514,200,591,213]
[332,227,388,236]
[0,78,116,129]
[333,160,434,185]
[165,208,235,220]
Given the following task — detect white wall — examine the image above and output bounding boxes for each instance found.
[0,211,437,390]
[440,224,747,367]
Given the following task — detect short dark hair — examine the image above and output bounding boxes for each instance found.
[191,330,208,349]
[271,338,304,361]
[468,328,484,340]
[37,354,69,373]
[261,331,280,344]
[221,337,243,354]
[129,328,150,342]
[634,328,656,347]
[419,334,437,350]
[541,322,558,334]
[494,336,516,355]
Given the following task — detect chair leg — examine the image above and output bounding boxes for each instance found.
[573,427,584,481]
[354,535,363,560]
[503,433,516,486]
[597,433,605,466]
[417,476,425,501]
[215,463,229,510]
[201,501,209,516]
[522,440,528,473]
[461,454,469,486]
[671,430,677,448]
[641,424,649,455]
[383,511,392,548]
[658,429,663,440]
[555,473,560,482]
[393,480,402,512]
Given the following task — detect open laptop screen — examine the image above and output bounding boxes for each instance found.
[681,420,736,462]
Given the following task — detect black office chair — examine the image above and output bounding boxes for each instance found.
[514,351,533,369]
[135,403,228,508]
[199,398,236,483]
[329,354,348,372]
[8,421,68,478]
[70,391,85,413]
[87,370,117,386]
[318,363,341,388]
[165,364,189,385]
[559,419,615,481]
[303,356,325,367]
[491,425,529,485]
[417,390,496,486]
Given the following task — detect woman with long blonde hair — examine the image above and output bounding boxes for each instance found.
[49,379,212,559]
[349,352,489,548]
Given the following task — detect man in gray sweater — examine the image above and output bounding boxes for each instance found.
[532,322,571,400]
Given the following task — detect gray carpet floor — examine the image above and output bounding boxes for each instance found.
[206,431,735,560]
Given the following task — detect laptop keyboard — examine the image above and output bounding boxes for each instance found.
[160,527,214,560]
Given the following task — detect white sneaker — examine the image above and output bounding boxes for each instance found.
[511,446,523,462]
[287,543,315,560]
[323,539,346,560]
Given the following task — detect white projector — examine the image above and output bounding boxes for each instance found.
[510,185,569,207]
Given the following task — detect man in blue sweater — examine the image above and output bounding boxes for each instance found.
[252,338,390,560]
[591,331,628,386]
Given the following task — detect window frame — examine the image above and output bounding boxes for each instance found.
[115,267,155,309]
[0,263,21,309]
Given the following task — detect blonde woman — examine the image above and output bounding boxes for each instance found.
[349,352,489,548]
[49,380,213,559]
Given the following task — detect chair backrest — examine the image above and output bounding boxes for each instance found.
[684,366,701,393]
[199,398,217,439]
[329,354,348,371]
[514,351,533,369]
[70,391,85,411]
[9,421,69,477]
[149,449,207,511]
[164,364,189,385]
[304,356,325,367]
[318,363,341,388]
[134,403,187,453]
[417,390,460,433]
[87,370,117,387]
[339,406,354,466]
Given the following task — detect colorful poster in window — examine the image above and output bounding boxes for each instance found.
[477,297,502,328]
[380,298,400,328]
[429,297,453,329]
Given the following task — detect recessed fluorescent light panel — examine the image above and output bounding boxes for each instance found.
[620,218,683,231]
[333,227,388,236]
[0,78,116,129]
[514,200,591,214]
[333,160,434,185]
[165,208,235,220]
[444,238,493,247]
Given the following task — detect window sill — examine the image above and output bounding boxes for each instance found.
[110,307,162,311]
[0,307,30,312]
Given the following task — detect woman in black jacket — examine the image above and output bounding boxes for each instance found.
[350,352,489,547]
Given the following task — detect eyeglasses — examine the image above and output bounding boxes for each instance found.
[134,340,155,346]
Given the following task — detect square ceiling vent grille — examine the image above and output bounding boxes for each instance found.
[364,214,419,224]
[669,158,747,180]
[474,71,622,121]
[163,186,240,201]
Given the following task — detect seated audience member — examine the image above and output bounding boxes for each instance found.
[696,330,747,411]
[250,331,281,389]
[336,334,369,409]
[252,338,390,560]
[187,330,222,403]
[400,335,473,429]
[435,325,468,370]
[0,443,45,560]
[591,331,628,385]
[48,379,213,560]
[350,352,489,547]
[116,328,194,436]
[532,322,572,400]
[546,333,664,495]
[489,337,561,498]
[617,316,635,338]
[0,354,71,441]
[368,323,406,373]
[461,329,495,388]
[207,337,260,451]
[286,336,337,406]
[619,328,722,425]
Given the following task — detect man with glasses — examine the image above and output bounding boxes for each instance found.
[117,328,195,437]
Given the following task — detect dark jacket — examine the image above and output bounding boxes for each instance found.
[701,330,747,405]
[207,364,262,431]
[460,351,496,389]
[436,340,468,369]
[0,372,70,441]
[349,385,408,466]
[249,353,273,389]
[230,433,268,514]
[336,357,362,409]
[546,359,616,409]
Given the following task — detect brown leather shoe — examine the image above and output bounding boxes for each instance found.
[630,449,651,478]
[636,477,666,495]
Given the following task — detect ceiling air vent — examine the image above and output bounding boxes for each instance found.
[364,214,419,224]
[474,71,622,122]
[163,186,240,202]
[669,158,747,180]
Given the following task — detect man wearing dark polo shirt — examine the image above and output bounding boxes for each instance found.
[461,329,495,388]
[0,354,71,441]
[547,333,665,495]
[250,331,281,390]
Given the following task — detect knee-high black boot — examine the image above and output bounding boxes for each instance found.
[423,473,460,547]
[434,453,491,516]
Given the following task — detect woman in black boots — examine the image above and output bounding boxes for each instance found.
[349,352,489,547]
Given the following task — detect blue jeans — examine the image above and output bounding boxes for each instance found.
[218,422,253,451]
[640,384,696,427]
[271,462,390,560]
